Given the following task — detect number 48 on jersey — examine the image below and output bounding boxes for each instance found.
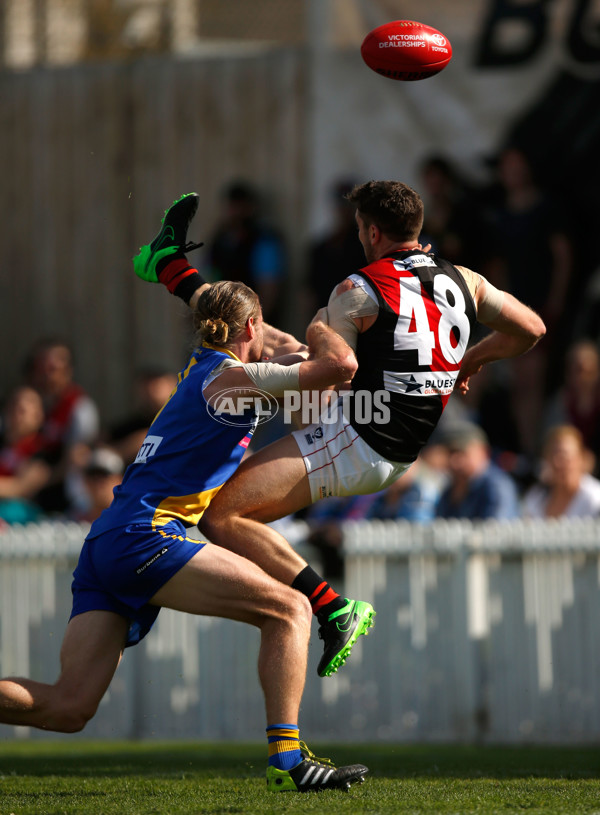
[393,273,470,367]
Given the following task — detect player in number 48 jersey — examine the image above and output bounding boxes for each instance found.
[198,180,545,649]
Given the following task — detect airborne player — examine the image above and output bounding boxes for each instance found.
[199,180,546,621]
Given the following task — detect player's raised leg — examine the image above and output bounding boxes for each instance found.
[133,192,208,307]
[149,542,368,791]
[200,435,375,678]
[0,611,128,732]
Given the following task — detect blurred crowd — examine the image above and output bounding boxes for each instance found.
[3,147,600,542]
[0,339,178,530]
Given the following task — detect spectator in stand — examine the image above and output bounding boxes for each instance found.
[480,146,573,458]
[205,180,286,324]
[0,386,52,525]
[24,337,100,515]
[435,422,520,520]
[544,341,600,470]
[306,179,366,314]
[522,425,600,519]
[72,447,125,524]
[418,155,485,270]
[108,367,177,466]
[483,146,572,337]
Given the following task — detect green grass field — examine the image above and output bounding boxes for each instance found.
[0,741,598,815]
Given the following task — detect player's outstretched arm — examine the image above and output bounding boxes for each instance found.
[203,318,356,403]
[456,288,546,395]
[261,323,307,359]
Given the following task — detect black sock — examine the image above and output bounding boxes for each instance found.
[291,565,346,617]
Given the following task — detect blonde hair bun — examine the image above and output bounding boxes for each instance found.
[193,280,261,348]
[198,318,229,344]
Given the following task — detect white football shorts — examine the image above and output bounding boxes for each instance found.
[291,398,411,503]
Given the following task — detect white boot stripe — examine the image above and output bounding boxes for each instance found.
[300,766,315,785]
[323,769,334,784]
[311,767,324,784]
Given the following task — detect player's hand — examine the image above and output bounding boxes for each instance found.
[455,374,471,395]
[455,362,483,395]
[308,307,329,329]
[262,323,305,358]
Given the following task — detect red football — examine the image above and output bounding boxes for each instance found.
[361,20,452,81]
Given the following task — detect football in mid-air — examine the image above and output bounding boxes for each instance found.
[361,20,452,81]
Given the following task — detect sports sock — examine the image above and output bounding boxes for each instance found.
[266,724,302,770]
[155,255,204,303]
[291,565,346,618]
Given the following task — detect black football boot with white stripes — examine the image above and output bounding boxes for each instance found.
[266,743,368,792]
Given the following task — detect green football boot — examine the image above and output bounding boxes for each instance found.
[317,598,375,678]
[133,192,202,284]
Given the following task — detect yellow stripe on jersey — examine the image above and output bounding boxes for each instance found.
[151,354,199,427]
[152,484,223,529]
[201,342,243,362]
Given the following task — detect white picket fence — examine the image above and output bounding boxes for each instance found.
[1,519,599,743]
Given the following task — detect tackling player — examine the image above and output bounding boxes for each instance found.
[134,194,377,679]
[0,278,369,792]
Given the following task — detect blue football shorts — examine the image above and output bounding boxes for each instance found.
[71,521,206,647]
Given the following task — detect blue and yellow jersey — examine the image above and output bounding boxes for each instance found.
[89,345,256,537]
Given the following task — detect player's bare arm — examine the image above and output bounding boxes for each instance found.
[202,319,356,403]
[301,312,358,389]
[261,323,307,359]
[456,284,546,395]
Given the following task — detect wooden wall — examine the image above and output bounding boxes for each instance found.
[0,50,307,424]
